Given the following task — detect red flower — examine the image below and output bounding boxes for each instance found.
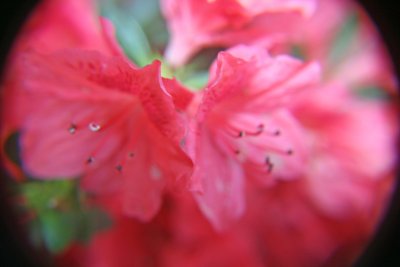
[7,49,193,221]
[187,45,320,230]
[12,0,120,55]
[290,83,397,218]
[161,0,316,66]
[1,0,123,179]
[52,48,396,266]
[270,0,397,90]
[58,167,394,267]
[1,1,397,266]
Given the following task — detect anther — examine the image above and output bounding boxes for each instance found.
[265,156,274,173]
[128,152,135,158]
[273,129,281,136]
[86,157,95,164]
[115,165,123,172]
[286,149,294,155]
[68,124,77,134]
[88,122,101,132]
[237,124,264,138]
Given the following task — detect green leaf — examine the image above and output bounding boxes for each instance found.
[328,12,359,66]
[29,218,43,248]
[101,4,153,66]
[99,0,168,66]
[21,180,76,212]
[19,179,112,253]
[119,0,169,49]
[40,211,78,253]
[182,71,209,91]
[173,48,222,91]
[76,208,113,243]
[355,85,391,101]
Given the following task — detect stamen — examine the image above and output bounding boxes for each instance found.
[128,152,135,158]
[286,149,294,155]
[237,124,264,138]
[265,156,273,173]
[272,129,281,136]
[86,156,95,164]
[68,124,77,134]
[115,165,123,172]
[88,122,101,132]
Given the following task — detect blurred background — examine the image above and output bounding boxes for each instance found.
[0,0,399,266]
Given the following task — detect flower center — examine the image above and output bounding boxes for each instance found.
[218,117,295,174]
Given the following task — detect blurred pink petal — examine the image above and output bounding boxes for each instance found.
[291,83,398,217]
[7,49,192,221]
[271,0,397,90]
[187,45,320,230]
[12,0,120,55]
[1,0,123,180]
[161,0,316,66]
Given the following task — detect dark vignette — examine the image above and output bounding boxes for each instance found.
[0,1,52,267]
[354,1,400,267]
[0,0,399,267]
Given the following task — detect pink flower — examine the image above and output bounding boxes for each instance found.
[1,1,397,266]
[290,83,397,218]
[12,0,120,55]
[271,0,397,90]
[1,0,122,179]
[54,75,397,266]
[55,193,173,267]
[58,164,394,267]
[6,49,193,221]
[161,0,316,66]
[187,45,320,230]
[237,83,398,267]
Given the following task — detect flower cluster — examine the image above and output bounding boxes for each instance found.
[0,0,398,266]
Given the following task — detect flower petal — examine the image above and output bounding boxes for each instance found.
[162,0,317,66]
[8,49,193,221]
[192,127,245,231]
[12,0,120,55]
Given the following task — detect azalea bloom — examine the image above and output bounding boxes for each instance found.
[11,0,121,55]
[57,144,395,267]
[0,0,398,266]
[1,0,123,179]
[270,0,397,90]
[48,42,396,267]
[186,45,320,230]
[289,83,397,218]
[162,0,316,66]
[4,49,193,221]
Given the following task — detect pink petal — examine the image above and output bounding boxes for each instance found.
[189,45,321,229]
[162,0,317,66]
[192,127,246,231]
[12,0,120,56]
[10,49,193,221]
[162,77,195,111]
[291,84,398,217]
